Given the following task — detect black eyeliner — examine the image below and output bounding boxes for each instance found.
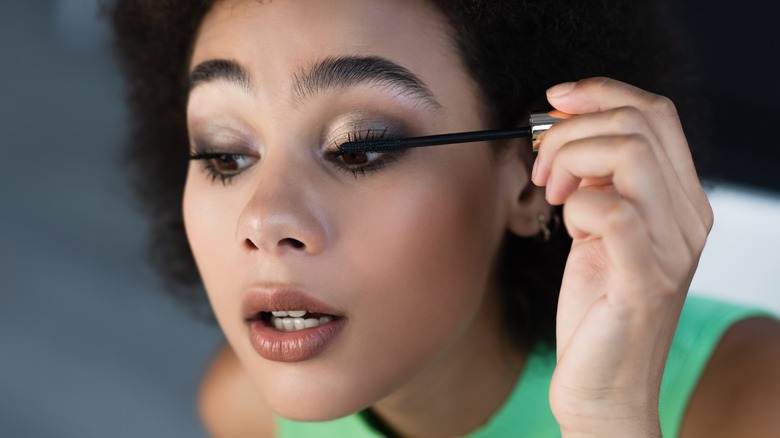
[189,152,233,160]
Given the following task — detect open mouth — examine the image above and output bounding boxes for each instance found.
[257,310,342,332]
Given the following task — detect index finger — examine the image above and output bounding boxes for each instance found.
[545,77,712,229]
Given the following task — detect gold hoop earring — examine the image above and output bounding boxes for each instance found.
[537,214,551,242]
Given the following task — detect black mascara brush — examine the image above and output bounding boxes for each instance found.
[338,111,568,154]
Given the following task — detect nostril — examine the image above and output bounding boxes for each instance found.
[279,238,305,249]
[242,237,307,252]
[243,238,259,250]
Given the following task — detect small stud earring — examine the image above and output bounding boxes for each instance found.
[538,214,551,242]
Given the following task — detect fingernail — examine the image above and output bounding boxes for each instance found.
[546,81,576,97]
[531,158,539,182]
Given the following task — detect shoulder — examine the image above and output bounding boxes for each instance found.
[198,344,276,438]
[681,315,780,438]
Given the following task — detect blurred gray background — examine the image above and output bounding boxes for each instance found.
[1,2,223,437]
[0,1,778,437]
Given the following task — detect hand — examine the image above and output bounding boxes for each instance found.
[531,78,714,437]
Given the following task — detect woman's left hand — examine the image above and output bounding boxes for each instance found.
[532,78,714,437]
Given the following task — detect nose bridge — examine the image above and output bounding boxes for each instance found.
[237,153,327,255]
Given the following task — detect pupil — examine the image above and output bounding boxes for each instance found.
[217,155,238,171]
[342,152,368,165]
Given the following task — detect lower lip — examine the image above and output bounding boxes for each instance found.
[247,318,346,362]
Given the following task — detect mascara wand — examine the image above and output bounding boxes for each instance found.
[338,110,568,154]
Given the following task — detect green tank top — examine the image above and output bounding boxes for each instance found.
[277,295,774,437]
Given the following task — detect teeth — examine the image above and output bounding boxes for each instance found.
[270,315,336,332]
[271,310,307,318]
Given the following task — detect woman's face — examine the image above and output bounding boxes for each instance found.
[184,0,534,420]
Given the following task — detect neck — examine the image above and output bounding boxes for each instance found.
[371,291,527,438]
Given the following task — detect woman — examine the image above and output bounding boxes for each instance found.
[109,0,780,436]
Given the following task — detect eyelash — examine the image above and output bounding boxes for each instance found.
[189,129,408,185]
[327,128,408,178]
[188,151,254,185]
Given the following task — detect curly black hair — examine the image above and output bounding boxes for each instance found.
[108,0,705,350]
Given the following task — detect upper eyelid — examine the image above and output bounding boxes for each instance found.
[189,132,259,156]
[323,118,406,146]
[188,113,409,154]
[326,127,393,149]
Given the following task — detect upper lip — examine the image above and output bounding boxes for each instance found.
[241,284,344,321]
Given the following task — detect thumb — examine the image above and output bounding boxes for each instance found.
[546,77,656,115]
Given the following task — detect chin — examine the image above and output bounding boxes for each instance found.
[261,379,376,422]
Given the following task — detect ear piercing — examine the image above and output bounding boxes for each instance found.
[538,214,552,242]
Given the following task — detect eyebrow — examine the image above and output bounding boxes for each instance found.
[189,59,252,93]
[291,56,441,110]
[188,56,441,111]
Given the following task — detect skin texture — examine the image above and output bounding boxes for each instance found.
[185,0,544,436]
[184,1,780,437]
[537,79,713,436]
[680,317,780,438]
[199,346,275,438]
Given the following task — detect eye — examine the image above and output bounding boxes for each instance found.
[189,151,257,184]
[328,146,406,178]
[328,147,391,177]
[326,128,408,177]
[337,150,383,166]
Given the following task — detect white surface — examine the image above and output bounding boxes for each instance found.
[690,182,780,314]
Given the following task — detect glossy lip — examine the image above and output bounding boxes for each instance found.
[242,286,347,362]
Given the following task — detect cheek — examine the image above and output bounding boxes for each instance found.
[305,153,507,410]
[384,174,500,313]
[350,168,501,314]
[182,173,244,329]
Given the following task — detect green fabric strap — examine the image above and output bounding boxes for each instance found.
[278,295,773,437]
[658,296,772,437]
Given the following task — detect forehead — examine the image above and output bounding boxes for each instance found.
[193,0,448,59]
[190,0,473,103]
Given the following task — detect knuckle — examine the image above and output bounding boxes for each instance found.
[616,133,653,164]
[649,94,679,119]
[555,140,578,163]
[604,201,636,232]
[609,106,644,131]
[579,76,611,92]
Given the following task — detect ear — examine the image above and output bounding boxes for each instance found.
[501,140,551,237]
[507,183,549,237]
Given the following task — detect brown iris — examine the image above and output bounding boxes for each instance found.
[210,154,241,172]
[339,151,370,166]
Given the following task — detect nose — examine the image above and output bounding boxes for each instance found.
[237,161,329,256]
